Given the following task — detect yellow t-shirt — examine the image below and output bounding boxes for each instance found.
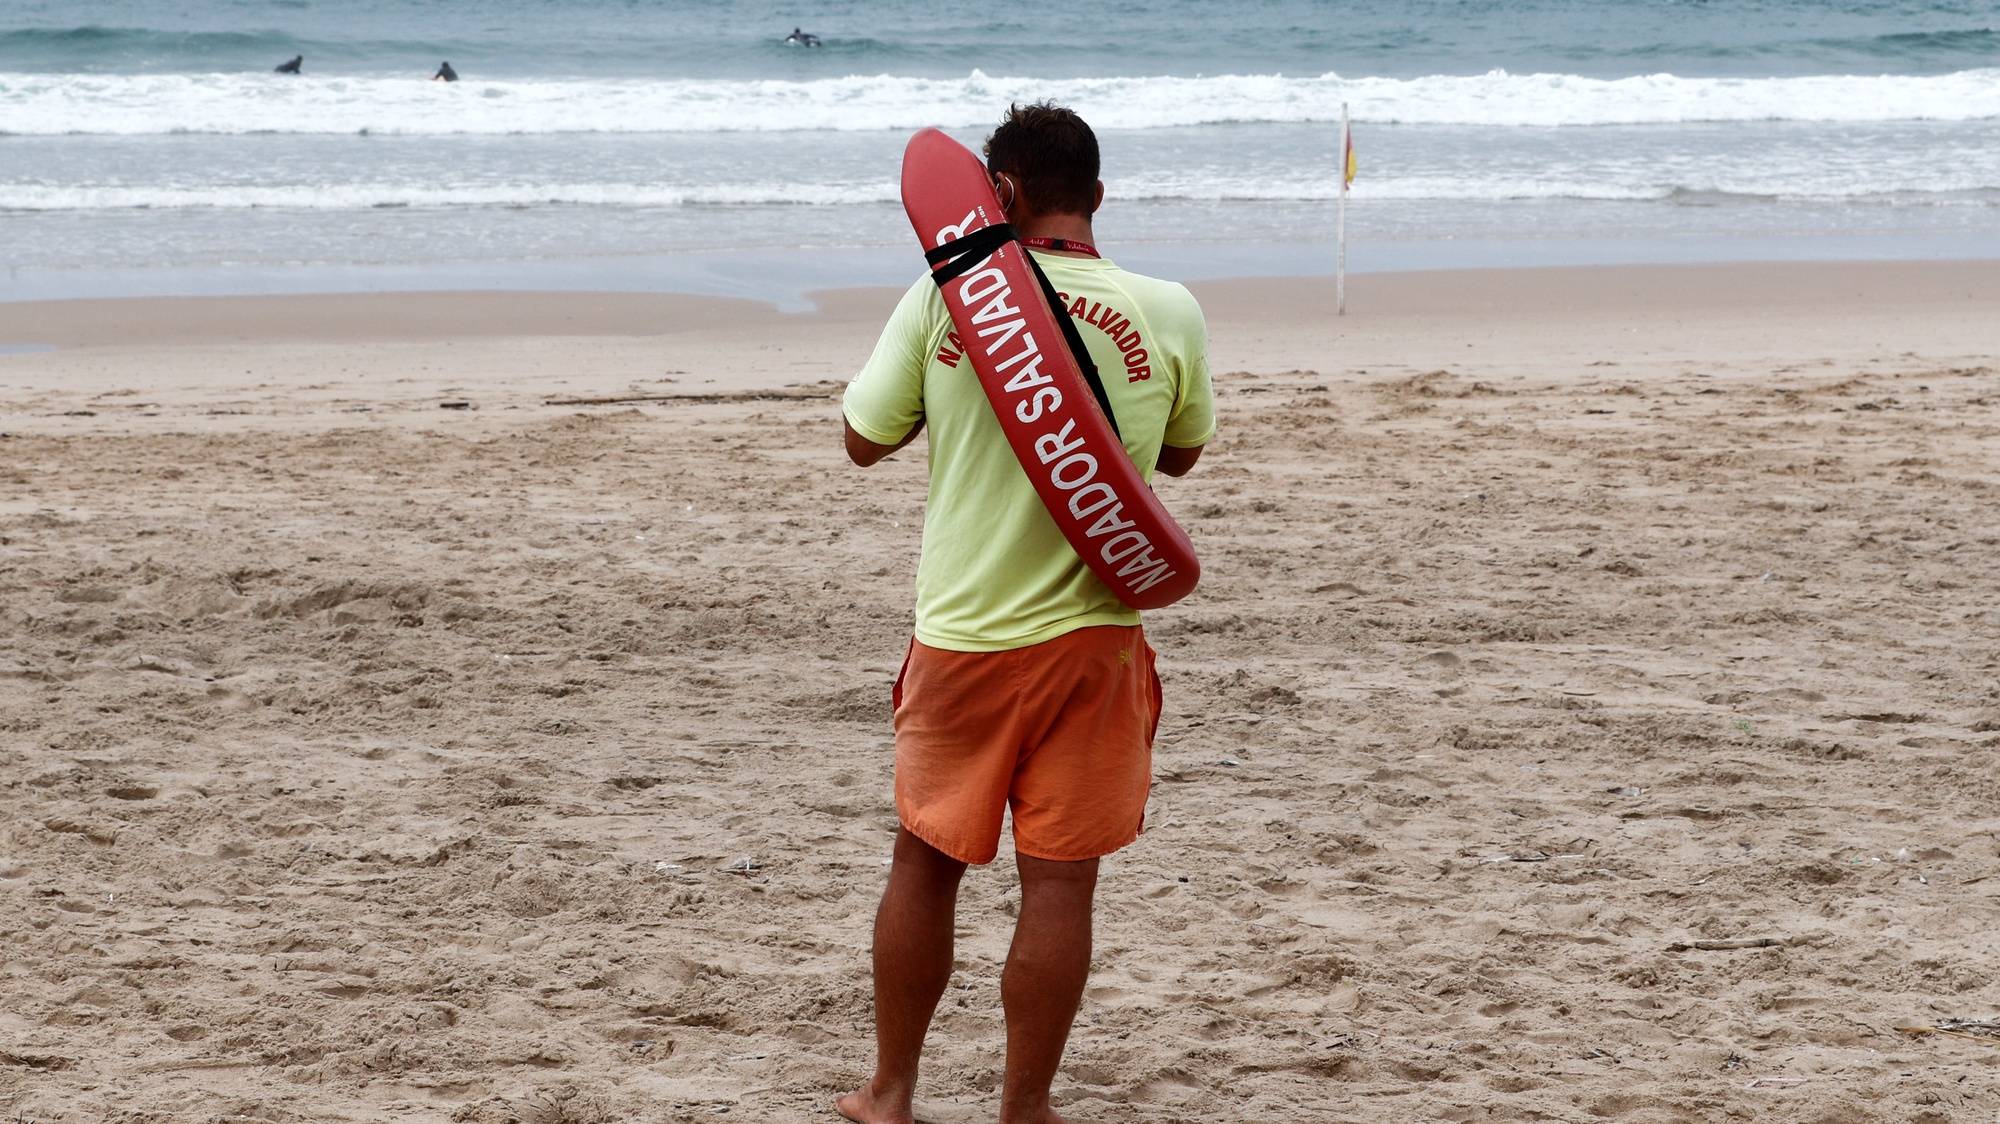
[843,251,1215,652]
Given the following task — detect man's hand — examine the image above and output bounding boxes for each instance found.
[1155,443,1204,477]
[845,417,925,467]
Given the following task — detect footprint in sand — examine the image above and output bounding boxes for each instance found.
[205,685,263,711]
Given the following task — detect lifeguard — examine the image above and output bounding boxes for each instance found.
[837,102,1215,1124]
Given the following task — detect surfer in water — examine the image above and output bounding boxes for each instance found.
[432,61,459,82]
[836,102,1214,1124]
[273,55,303,75]
[784,27,822,47]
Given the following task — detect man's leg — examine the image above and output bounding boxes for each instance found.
[999,853,1099,1124]
[837,827,969,1124]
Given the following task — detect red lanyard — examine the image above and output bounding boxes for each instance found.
[1020,236,1100,258]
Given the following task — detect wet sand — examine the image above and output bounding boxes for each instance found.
[3,262,1998,1122]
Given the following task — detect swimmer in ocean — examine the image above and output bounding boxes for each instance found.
[433,61,459,82]
[784,27,823,47]
[274,55,303,74]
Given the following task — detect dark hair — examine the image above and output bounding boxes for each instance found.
[984,101,1099,217]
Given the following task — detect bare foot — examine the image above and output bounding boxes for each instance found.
[835,1078,915,1124]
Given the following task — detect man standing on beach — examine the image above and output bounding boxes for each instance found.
[837,102,1214,1124]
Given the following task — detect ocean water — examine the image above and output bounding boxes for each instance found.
[3,0,1999,301]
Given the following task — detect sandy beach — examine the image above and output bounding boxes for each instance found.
[3,261,1998,1122]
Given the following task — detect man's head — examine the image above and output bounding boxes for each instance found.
[984,101,1102,220]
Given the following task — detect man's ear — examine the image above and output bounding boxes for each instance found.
[994,172,1018,215]
[1091,180,1105,215]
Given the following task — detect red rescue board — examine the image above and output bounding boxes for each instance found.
[899,127,1200,610]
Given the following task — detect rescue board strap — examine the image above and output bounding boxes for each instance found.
[923,222,1016,283]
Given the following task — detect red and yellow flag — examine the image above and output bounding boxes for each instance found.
[1344,127,1357,186]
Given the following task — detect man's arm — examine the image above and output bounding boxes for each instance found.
[1155,442,1203,477]
[1157,292,1214,479]
[843,279,935,468]
[845,417,925,467]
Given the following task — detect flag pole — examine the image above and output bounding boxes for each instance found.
[1337,102,1349,316]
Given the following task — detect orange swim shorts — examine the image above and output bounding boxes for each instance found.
[891,624,1162,865]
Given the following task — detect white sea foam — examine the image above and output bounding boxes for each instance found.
[0,182,875,210]
[5,174,1994,212]
[3,68,1999,135]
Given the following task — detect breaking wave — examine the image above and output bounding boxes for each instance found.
[6,177,1995,213]
[4,67,1999,136]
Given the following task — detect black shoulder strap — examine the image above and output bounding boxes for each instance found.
[1023,251,1120,441]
